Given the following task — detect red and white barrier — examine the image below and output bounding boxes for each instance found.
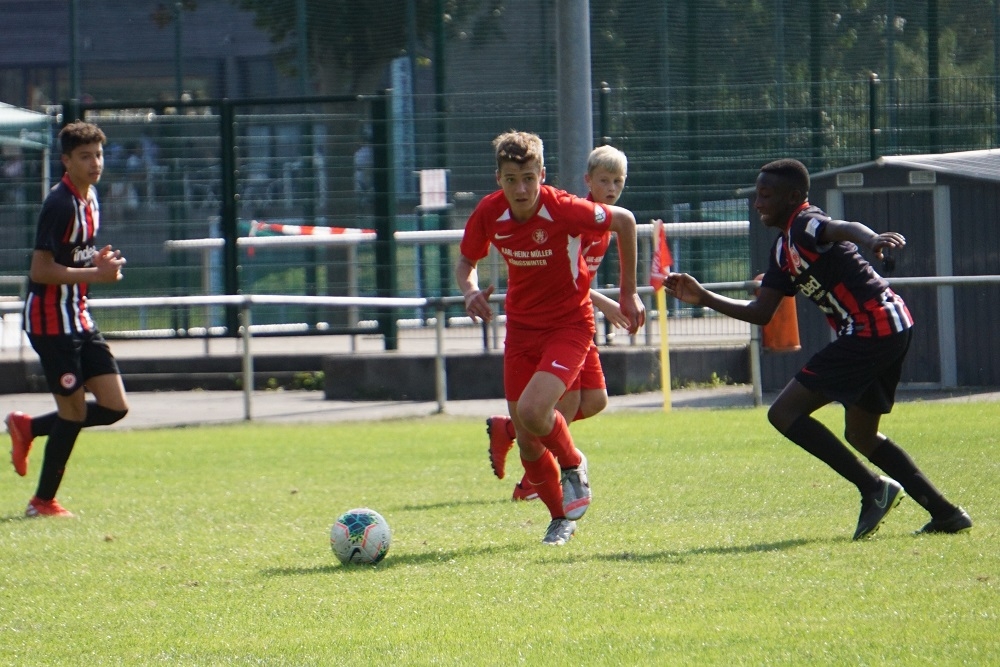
[250,220,375,236]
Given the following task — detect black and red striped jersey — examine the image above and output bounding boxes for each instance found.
[760,203,913,338]
[23,173,100,336]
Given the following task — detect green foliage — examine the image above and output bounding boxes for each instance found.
[229,0,506,94]
[1,402,996,665]
[673,371,731,390]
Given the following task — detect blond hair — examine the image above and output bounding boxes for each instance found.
[587,145,627,177]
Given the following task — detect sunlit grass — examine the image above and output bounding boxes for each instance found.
[0,402,995,665]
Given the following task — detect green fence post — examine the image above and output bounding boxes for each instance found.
[219,100,240,336]
[372,91,398,350]
[869,73,881,162]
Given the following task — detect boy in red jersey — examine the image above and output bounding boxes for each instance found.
[457,132,644,545]
[664,158,971,539]
[487,145,633,502]
[5,120,129,518]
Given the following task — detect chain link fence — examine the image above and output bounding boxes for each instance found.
[1,74,997,351]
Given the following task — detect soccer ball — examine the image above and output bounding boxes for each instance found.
[330,508,391,565]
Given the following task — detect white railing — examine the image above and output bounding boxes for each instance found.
[3,274,999,418]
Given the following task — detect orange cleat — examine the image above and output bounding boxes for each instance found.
[511,480,539,502]
[6,411,33,477]
[486,415,515,480]
[25,497,76,518]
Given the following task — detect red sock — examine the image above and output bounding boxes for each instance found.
[521,451,564,519]
[539,411,582,469]
[504,418,516,441]
[572,408,586,423]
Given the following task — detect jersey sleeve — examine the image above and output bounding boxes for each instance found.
[759,238,796,296]
[550,188,614,236]
[789,211,829,254]
[34,197,73,254]
[458,202,492,262]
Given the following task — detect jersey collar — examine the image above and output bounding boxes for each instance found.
[784,202,810,232]
[61,172,92,203]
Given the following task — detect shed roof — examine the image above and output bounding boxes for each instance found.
[810,149,1000,183]
[0,101,52,150]
[874,150,1000,182]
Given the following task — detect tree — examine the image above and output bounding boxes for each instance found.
[230,0,505,95]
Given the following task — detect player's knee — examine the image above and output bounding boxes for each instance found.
[106,407,128,425]
[516,404,551,436]
[767,403,799,435]
[843,427,877,455]
[90,403,129,426]
[580,393,608,418]
[766,404,788,432]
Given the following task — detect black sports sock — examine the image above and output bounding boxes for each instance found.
[83,403,129,427]
[34,417,83,501]
[867,438,956,517]
[30,403,128,438]
[783,415,880,493]
[30,412,58,439]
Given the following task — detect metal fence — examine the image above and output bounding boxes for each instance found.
[2,77,999,350]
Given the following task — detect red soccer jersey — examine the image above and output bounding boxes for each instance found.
[582,193,612,276]
[582,233,612,276]
[460,184,613,330]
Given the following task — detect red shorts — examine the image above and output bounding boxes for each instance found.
[567,343,605,392]
[503,324,594,402]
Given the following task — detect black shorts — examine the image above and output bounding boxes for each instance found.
[795,329,912,414]
[28,330,121,397]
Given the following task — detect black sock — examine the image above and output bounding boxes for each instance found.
[83,403,128,427]
[783,415,880,494]
[30,402,127,438]
[30,412,58,439]
[867,438,957,517]
[34,417,83,501]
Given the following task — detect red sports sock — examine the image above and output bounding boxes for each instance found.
[572,408,586,423]
[539,410,582,469]
[521,450,564,519]
[504,418,516,441]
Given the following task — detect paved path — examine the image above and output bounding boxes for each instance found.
[4,333,999,429]
[3,384,998,431]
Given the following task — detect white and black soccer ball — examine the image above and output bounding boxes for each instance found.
[330,508,391,565]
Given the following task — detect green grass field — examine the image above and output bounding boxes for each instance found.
[1,402,996,665]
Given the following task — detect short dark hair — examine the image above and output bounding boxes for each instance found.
[59,120,106,155]
[759,158,810,195]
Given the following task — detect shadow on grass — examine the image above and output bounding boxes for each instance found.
[260,542,527,577]
[392,498,508,512]
[579,537,817,564]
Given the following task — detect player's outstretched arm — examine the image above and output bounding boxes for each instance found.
[821,219,906,261]
[664,271,783,326]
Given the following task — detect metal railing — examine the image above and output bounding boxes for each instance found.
[4,273,999,419]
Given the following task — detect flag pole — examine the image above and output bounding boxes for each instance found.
[649,218,673,412]
[657,286,671,412]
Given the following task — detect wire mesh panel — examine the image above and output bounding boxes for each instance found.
[2,0,999,359]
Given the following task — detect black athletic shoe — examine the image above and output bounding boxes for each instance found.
[853,476,904,540]
[915,507,973,535]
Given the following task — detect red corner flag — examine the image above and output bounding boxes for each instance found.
[649,218,673,290]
